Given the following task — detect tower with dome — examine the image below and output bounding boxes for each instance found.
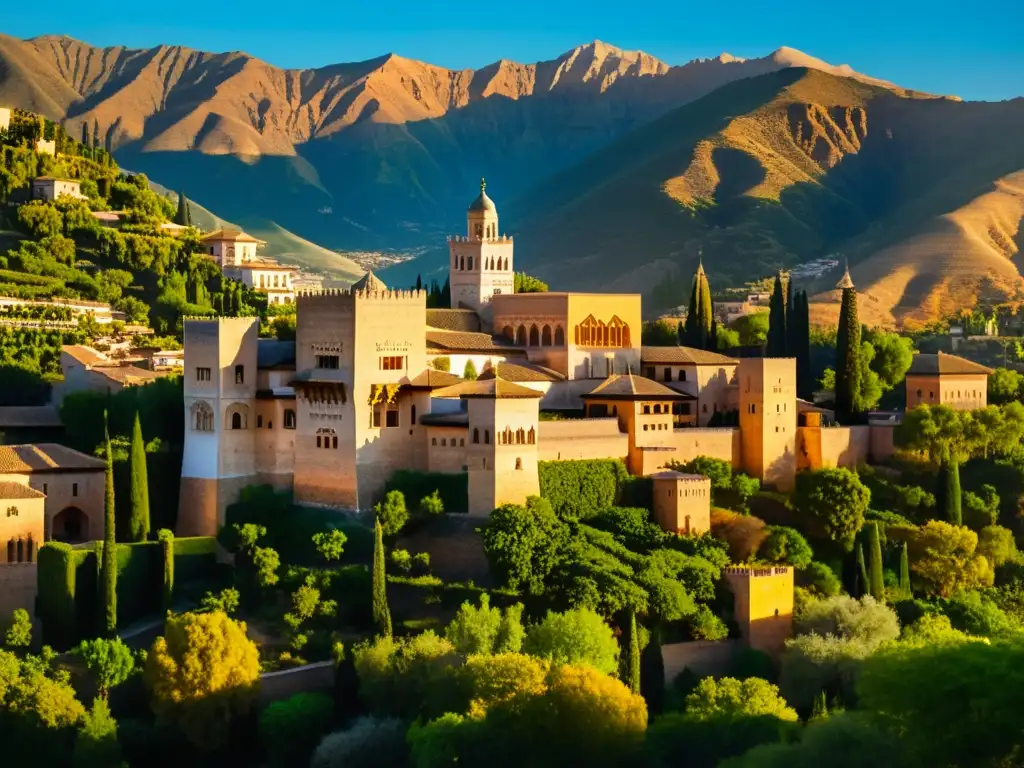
[448,178,515,314]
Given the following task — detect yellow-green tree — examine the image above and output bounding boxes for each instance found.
[145,611,260,750]
[888,521,993,597]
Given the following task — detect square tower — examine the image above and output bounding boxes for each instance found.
[739,358,797,491]
[650,471,711,535]
[291,276,428,511]
[432,378,542,515]
[449,179,515,315]
[723,566,794,660]
[179,317,259,536]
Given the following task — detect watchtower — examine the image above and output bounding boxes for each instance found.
[178,316,259,536]
[649,471,711,535]
[738,357,797,491]
[723,566,794,659]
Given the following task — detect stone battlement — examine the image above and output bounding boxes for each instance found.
[297,288,425,303]
[448,235,514,244]
[724,566,793,577]
[182,315,259,324]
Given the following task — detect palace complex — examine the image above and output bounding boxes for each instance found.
[175,181,993,537]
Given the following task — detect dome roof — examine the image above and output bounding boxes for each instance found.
[352,270,387,292]
[468,178,496,213]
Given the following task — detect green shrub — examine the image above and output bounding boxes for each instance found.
[38,541,77,648]
[390,549,413,573]
[538,459,630,519]
[260,692,334,767]
[386,470,468,514]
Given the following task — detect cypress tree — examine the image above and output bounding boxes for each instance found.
[128,412,150,542]
[937,456,962,526]
[899,541,911,598]
[99,415,117,636]
[159,529,174,612]
[834,264,862,422]
[767,270,787,357]
[174,189,192,227]
[856,542,869,598]
[811,690,829,720]
[440,277,451,308]
[794,291,813,399]
[372,520,392,637]
[867,522,885,601]
[627,609,641,694]
[81,122,89,150]
[415,274,423,292]
[92,120,99,151]
[684,259,714,350]
[640,625,665,715]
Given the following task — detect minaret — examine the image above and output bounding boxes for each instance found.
[448,179,515,317]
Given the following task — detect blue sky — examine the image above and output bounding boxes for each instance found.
[4,0,1022,101]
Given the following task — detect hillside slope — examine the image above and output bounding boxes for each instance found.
[509,68,1024,327]
[0,34,924,265]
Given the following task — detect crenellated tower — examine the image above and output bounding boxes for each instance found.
[291,273,428,511]
[449,179,515,316]
[178,316,260,536]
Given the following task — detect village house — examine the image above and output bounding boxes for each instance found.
[32,176,87,202]
[56,345,167,403]
[0,443,106,621]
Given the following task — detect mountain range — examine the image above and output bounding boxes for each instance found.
[1,33,1022,326]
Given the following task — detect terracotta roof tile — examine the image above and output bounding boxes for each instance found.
[426,309,482,333]
[0,444,106,473]
[62,345,108,366]
[908,352,994,376]
[431,377,543,399]
[407,369,465,388]
[584,374,689,400]
[426,330,521,353]
[0,481,46,499]
[478,362,565,383]
[201,228,263,243]
[641,346,738,365]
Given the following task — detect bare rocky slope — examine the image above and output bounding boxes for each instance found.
[509,69,1024,328]
[0,35,923,252]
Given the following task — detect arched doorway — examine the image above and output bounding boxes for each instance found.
[53,506,89,543]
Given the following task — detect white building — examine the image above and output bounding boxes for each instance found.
[201,229,264,268]
[32,177,86,202]
[0,107,10,132]
[226,262,296,306]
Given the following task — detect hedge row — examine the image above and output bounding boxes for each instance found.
[385,469,468,514]
[538,459,651,519]
[37,535,219,648]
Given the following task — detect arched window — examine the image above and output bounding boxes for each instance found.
[460,256,465,270]
[529,325,540,347]
[515,458,522,470]
[516,326,527,345]
[541,325,552,346]
[473,428,480,444]
[16,537,23,563]
[484,430,490,444]
[284,409,296,429]
[192,401,214,431]
[316,427,336,449]
[26,536,34,563]
[555,326,565,346]
[226,403,249,430]
[468,256,474,270]
[5,539,12,563]
[516,427,525,444]
[432,438,437,446]
[502,325,514,340]
[528,427,535,444]
[441,438,447,447]
[411,405,417,425]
